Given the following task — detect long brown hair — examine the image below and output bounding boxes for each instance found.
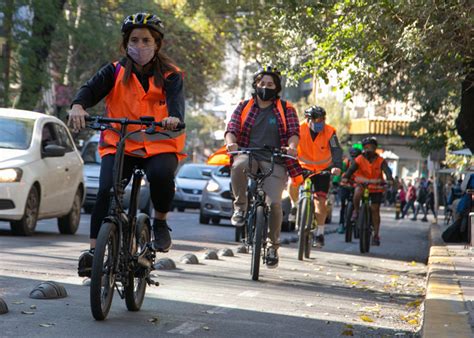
[120,28,180,87]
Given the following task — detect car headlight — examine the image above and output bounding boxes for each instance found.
[206,180,221,192]
[0,168,23,183]
[140,178,147,186]
[281,189,289,199]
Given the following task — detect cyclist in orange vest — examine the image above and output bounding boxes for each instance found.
[288,106,343,248]
[68,13,185,276]
[342,137,393,246]
[225,65,302,268]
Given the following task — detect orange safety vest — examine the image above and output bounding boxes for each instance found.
[98,62,186,159]
[240,98,289,133]
[298,122,335,172]
[353,154,385,193]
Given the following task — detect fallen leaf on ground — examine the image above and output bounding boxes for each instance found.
[390,275,400,279]
[359,315,374,322]
[458,311,469,315]
[341,330,354,336]
[406,299,422,308]
[410,261,416,266]
[345,324,354,329]
[11,301,24,305]
[21,311,34,315]
[202,326,210,331]
[30,305,37,310]
[148,317,159,323]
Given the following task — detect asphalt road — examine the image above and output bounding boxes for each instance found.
[0,206,429,337]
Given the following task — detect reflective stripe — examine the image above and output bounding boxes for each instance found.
[299,155,332,166]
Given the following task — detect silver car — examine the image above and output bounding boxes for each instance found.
[81,134,152,215]
[172,163,214,211]
[199,165,233,225]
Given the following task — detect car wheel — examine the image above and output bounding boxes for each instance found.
[177,207,185,212]
[210,217,220,225]
[10,185,40,236]
[58,188,82,234]
[199,213,210,224]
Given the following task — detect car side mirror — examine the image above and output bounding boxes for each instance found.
[43,144,66,157]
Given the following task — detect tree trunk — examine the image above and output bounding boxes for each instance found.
[17,0,66,110]
[1,0,13,107]
[456,66,474,152]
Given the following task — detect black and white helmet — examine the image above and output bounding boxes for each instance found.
[121,13,164,36]
[304,106,326,119]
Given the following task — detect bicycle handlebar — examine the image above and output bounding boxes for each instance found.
[85,115,186,131]
[228,147,297,161]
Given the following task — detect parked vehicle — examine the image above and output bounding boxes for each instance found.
[173,163,214,211]
[0,108,84,235]
[81,134,152,215]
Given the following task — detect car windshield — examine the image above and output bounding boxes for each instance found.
[177,165,212,180]
[0,117,35,150]
[82,141,101,164]
[214,166,230,178]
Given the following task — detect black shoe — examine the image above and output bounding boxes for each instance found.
[372,235,381,246]
[78,249,94,277]
[410,217,416,221]
[266,247,279,269]
[314,235,325,248]
[421,217,428,222]
[151,219,172,252]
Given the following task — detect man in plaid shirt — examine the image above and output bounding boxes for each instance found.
[224,65,302,269]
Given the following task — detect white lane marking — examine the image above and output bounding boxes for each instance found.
[167,321,203,335]
[238,290,260,297]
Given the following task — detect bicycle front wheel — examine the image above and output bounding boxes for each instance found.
[344,202,354,243]
[297,197,313,260]
[125,215,151,311]
[358,205,371,253]
[251,206,265,281]
[90,222,118,320]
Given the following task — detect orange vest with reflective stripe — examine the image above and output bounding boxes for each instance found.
[98,62,186,159]
[240,98,288,133]
[354,154,385,192]
[298,122,335,172]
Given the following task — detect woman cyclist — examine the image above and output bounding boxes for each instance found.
[68,13,185,276]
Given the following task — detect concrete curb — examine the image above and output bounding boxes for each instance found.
[422,223,472,338]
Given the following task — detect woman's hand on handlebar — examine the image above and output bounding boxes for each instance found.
[226,143,238,152]
[284,146,298,158]
[161,116,181,130]
[68,104,89,132]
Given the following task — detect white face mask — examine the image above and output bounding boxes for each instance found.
[127,45,156,66]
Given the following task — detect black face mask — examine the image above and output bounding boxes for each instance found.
[364,150,376,157]
[256,87,277,101]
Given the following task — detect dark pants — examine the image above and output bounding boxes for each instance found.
[402,200,416,218]
[414,201,427,220]
[90,153,178,239]
[339,187,352,225]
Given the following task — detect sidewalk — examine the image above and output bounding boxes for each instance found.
[423,222,474,337]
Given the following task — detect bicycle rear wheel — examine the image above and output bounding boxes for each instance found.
[125,215,150,311]
[344,202,353,243]
[90,222,118,320]
[358,205,371,253]
[251,206,265,281]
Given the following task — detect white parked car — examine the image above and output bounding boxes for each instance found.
[0,108,84,235]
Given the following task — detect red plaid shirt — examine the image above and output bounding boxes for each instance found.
[225,96,302,178]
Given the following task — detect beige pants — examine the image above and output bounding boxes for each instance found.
[231,154,288,250]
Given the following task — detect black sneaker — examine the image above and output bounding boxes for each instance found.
[151,219,172,252]
[314,235,325,248]
[372,235,381,246]
[266,247,279,269]
[78,249,94,277]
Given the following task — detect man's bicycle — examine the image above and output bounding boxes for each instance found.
[85,115,184,320]
[295,170,329,260]
[229,147,294,281]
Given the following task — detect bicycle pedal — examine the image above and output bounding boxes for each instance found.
[146,277,160,287]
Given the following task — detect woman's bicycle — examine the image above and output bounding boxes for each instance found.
[355,180,385,253]
[85,115,184,320]
[229,147,294,281]
[295,170,330,261]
